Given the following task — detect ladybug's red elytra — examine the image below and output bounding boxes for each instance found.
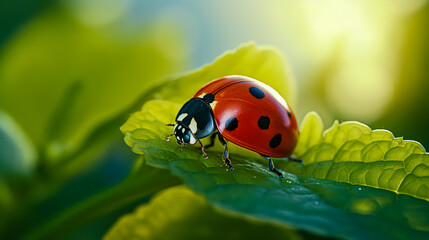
[166,75,300,178]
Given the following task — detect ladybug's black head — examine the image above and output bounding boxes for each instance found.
[172,98,216,149]
[174,122,197,145]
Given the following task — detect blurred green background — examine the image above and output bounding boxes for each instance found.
[0,0,428,239]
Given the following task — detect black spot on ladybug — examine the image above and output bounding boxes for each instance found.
[203,93,215,103]
[249,86,265,99]
[287,111,292,118]
[225,117,238,131]
[258,116,270,129]
[269,134,282,148]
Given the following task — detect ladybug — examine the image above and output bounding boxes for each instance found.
[166,75,300,178]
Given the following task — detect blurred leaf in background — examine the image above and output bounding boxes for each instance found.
[299,1,429,149]
[0,7,187,165]
[105,186,302,240]
[0,110,36,178]
[373,3,429,147]
[0,110,37,221]
[282,1,429,147]
[0,0,58,46]
[0,1,189,239]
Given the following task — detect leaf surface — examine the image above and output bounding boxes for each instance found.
[294,112,429,202]
[121,100,429,239]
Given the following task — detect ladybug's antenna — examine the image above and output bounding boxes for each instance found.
[166,124,175,127]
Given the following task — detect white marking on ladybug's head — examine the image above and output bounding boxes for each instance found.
[210,101,217,109]
[177,113,188,122]
[173,122,198,146]
[189,118,198,134]
[198,93,206,98]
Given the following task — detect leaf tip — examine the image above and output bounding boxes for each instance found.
[299,111,324,132]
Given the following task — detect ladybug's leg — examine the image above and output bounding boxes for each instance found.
[204,132,219,149]
[262,155,284,178]
[218,135,234,171]
[288,156,303,164]
[197,139,208,159]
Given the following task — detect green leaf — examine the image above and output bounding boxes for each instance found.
[22,162,181,240]
[294,111,324,157]
[104,185,302,240]
[121,100,429,239]
[0,8,186,162]
[294,112,429,202]
[0,110,36,177]
[142,42,296,107]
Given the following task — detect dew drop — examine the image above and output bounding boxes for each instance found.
[226,169,229,172]
[358,187,362,191]
[253,176,256,179]
[314,201,319,205]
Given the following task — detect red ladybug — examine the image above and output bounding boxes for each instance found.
[167,75,300,178]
